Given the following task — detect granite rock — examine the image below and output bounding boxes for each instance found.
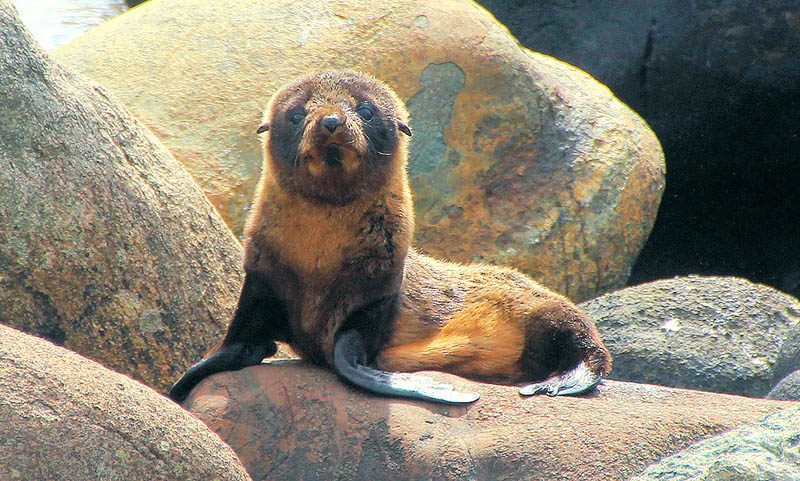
[0,0,243,392]
[580,276,800,397]
[0,323,252,481]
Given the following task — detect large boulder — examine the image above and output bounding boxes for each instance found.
[580,276,800,397]
[53,0,665,301]
[183,360,792,481]
[630,407,800,480]
[0,323,252,481]
[477,0,800,300]
[0,0,243,393]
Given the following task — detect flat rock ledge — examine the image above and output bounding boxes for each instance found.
[184,359,795,481]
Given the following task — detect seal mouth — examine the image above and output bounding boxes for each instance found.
[323,144,343,166]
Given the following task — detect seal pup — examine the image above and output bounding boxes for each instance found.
[169,71,612,404]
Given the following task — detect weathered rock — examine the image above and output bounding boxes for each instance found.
[53,0,665,301]
[0,323,252,481]
[580,276,800,397]
[774,321,800,383]
[630,407,800,480]
[476,0,800,300]
[0,0,243,393]
[768,370,800,401]
[184,359,792,481]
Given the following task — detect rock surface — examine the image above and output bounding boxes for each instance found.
[630,407,800,480]
[768,370,800,401]
[477,0,800,300]
[53,0,665,301]
[0,323,252,481]
[774,321,800,384]
[580,276,800,397]
[0,0,243,393]
[184,359,793,481]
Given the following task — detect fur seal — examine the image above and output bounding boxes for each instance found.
[169,71,612,404]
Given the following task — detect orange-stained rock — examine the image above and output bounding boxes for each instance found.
[185,359,794,481]
[0,0,242,392]
[53,0,665,301]
[0,323,252,481]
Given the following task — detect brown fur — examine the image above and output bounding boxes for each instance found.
[245,70,611,387]
[243,71,413,366]
[380,253,611,384]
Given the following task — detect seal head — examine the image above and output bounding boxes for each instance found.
[257,71,412,206]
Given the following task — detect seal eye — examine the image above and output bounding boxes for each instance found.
[357,105,374,121]
[288,109,306,126]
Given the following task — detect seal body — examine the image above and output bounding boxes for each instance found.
[244,71,414,366]
[169,71,611,404]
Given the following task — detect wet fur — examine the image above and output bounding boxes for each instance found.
[168,71,611,404]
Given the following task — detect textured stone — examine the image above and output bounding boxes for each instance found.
[630,407,800,481]
[768,370,800,401]
[774,321,800,383]
[184,359,792,481]
[0,323,252,481]
[53,0,665,301]
[580,276,800,397]
[0,0,243,393]
[476,0,800,300]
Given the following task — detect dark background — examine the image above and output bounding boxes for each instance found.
[478,0,800,298]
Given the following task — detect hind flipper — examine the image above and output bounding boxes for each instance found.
[333,329,480,405]
[519,361,602,397]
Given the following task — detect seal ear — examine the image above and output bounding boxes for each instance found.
[397,121,412,137]
[256,122,270,134]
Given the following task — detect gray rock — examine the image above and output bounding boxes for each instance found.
[768,370,800,401]
[0,0,243,392]
[630,407,800,481]
[0,323,252,481]
[774,323,800,384]
[580,276,800,397]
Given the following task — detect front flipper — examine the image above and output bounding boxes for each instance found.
[168,342,276,403]
[333,329,480,404]
[518,361,602,397]
[169,270,288,404]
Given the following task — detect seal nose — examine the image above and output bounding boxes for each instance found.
[321,114,342,133]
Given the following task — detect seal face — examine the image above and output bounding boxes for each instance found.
[263,71,408,206]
